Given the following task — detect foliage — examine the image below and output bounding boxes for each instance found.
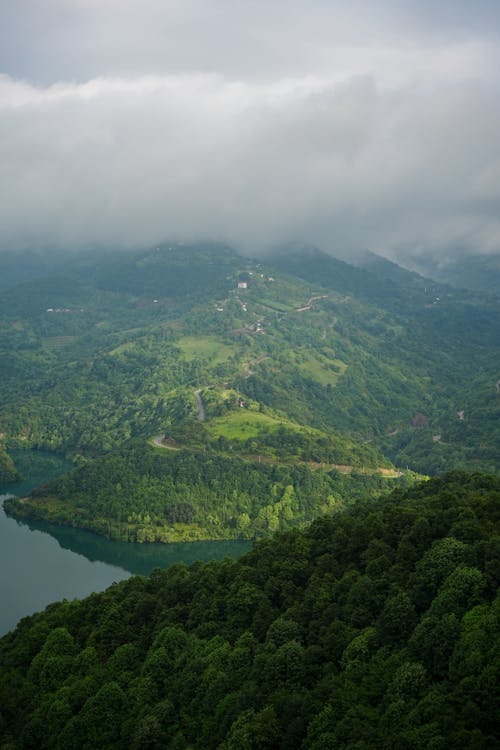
[0,472,498,748]
[0,243,499,545]
[0,243,498,477]
[4,443,409,542]
[0,446,19,482]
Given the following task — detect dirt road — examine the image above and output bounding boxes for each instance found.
[194,389,205,421]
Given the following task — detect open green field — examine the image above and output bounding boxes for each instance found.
[256,297,295,313]
[289,348,347,386]
[203,407,329,443]
[176,335,237,364]
[204,410,284,440]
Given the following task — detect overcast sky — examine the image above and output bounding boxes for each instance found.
[1,0,499,261]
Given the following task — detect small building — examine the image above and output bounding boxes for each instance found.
[238,281,248,289]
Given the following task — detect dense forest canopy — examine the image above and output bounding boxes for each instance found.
[0,472,498,748]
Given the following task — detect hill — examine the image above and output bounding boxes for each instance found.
[4,443,413,542]
[0,471,498,749]
[1,243,499,540]
[405,252,500,296]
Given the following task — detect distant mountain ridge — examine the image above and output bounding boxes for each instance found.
[397,251,500,295]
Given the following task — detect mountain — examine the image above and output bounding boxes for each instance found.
[354,250,431,290]
[1,243,499,541]
[1,471,498,749]
[402,252,500,296]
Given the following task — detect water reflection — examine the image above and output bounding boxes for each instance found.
[11,513,253,576]
[0,449,252,635]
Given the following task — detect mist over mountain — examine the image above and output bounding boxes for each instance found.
[1,4,499,743]
[400,252,500,295]
[1,1,500,263]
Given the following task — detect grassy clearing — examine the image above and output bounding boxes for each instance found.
[256,297,295,313]
[204,410,284,440]
[176,336,236,364]
[291,349,347,386]
[204,408,328,443]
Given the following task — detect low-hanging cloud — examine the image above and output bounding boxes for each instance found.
[1,68,500,260]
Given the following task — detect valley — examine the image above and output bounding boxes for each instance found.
[0,244,499,542]
[1,6,499,746]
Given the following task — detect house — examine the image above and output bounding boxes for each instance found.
[238,281,248,289]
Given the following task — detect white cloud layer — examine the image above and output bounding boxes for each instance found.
[1,1,500,259]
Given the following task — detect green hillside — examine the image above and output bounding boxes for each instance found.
[4,443,414,542]
[1,472,498,749]
[1,243,499,540]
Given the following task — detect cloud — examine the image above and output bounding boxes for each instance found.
[2,1,500,85]
[1,1,500,260]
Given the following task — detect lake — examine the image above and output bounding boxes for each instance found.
[0,450,252,636]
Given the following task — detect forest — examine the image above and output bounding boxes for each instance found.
[1,243,498,541]
[4,443,416,542]
[0,472,498,749]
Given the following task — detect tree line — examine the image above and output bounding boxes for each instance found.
[0,471,498,748]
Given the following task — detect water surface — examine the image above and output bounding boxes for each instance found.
[0,450,252,635]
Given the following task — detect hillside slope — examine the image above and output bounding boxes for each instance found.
[1,471,498,749]
[1,243,499,540]
[4,443,414,542]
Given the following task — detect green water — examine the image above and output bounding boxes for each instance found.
[0,450,252,635]
[0,449,73,496]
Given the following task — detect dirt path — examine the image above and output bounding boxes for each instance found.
[240,354,269,378]
[151,435,181,450]
[296,294,328,312]
[194,389,205,421]
[151,435,404,477]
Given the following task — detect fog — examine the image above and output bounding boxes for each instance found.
[1,0,499,262]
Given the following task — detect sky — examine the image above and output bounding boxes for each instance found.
[1,0,500,262]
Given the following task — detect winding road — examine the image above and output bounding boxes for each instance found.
[194,389,205,421]
[151,434,180,450]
